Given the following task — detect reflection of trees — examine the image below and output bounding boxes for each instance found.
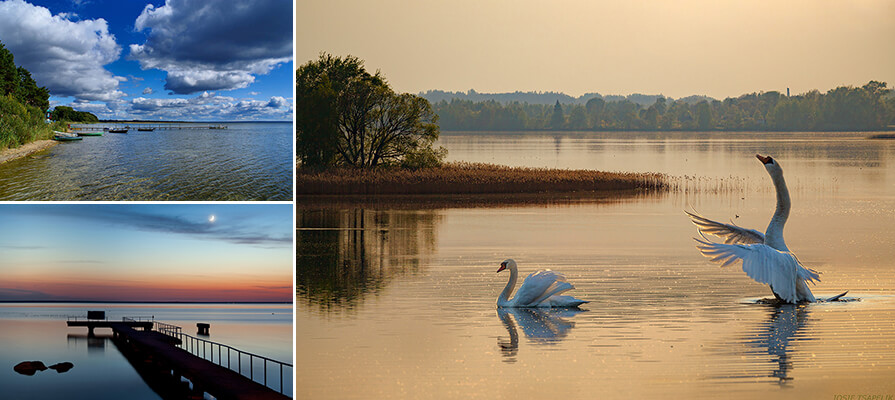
[296,208,440,313]
[496,308,583,363]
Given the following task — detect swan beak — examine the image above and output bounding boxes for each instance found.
[497,264,506,273]
[756,154,773,164]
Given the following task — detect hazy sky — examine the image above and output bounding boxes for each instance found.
[297,0,895,99]
[0,0,292,120]
[0,204,292,302]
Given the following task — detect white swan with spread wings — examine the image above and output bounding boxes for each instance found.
[686,155,845,303]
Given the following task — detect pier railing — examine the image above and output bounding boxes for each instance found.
[152,321,292,396]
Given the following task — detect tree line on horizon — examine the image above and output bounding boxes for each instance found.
[431,81,894,132]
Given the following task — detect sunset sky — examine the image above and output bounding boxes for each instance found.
[297,0,895,99]
[0,0,292,120]
[0,204,292,302]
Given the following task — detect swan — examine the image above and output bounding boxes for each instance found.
[496,259,588,308]
[686,154,846,303]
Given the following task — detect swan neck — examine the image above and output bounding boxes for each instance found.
[766,169,790,248]
[498,265,518,305]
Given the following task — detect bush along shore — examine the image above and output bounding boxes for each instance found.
[297,162,667,195]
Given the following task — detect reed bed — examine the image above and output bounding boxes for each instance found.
[297,162,668,195]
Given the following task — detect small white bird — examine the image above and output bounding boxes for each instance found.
[496,259,588,308]
[687,155,846,303]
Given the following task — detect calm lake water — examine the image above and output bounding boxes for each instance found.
[0,122,291,200]
[296,131,895,399]
[0,303,293,399]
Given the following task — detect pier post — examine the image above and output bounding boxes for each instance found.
[197,323,210,335]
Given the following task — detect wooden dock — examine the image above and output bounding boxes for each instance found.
[67,319,290,400]
[67,319,152,336]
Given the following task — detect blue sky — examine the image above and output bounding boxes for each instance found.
[0,204,293,302]
[0,0,292,121]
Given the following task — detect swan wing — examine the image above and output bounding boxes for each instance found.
[513,270,566,307]
[540,295,589,308]
[694,237,799,303]
[685,210,765,244]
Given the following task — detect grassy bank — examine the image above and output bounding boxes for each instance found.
[297,162,667,195]
[0,95,66,151]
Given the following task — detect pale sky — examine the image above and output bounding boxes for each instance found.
[296,0,895,99]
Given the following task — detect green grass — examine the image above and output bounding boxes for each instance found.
[0,95,65,151]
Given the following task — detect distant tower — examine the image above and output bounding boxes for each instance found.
[786,88,790,97]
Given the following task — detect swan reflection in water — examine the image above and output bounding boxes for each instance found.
[497,308,584,362]
[748,303,810,384]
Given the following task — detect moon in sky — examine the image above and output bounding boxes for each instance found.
[209,214,216,223]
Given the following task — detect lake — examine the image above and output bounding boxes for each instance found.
[296,131,895,399]
[0,122,292,201]
[0,302,293,399]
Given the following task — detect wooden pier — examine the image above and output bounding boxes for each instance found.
[67,318,291,400]
[67,319,152,336]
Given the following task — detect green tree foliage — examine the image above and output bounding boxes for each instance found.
[431,81,894,132]
[550,101,565,129]
[0,42,16,96]
[49,106,99,123]
[0,40,50,113]
[16,67,49,111]
[297,53,444,169]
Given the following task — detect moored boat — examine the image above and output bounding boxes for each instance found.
[53,131,83,141]
[76,131,103,136]
[108,128,128,133]
[137,127,154,132]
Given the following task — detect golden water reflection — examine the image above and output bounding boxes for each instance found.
[296,208,440,313]
[497,308,584,363]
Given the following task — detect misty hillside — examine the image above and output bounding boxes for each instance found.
[419,90,716,107]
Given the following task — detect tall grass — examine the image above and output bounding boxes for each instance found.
[297,162,667,195]
[0,95,62,150]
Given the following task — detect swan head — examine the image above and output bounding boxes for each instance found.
[497,259,516,273]
[756,154,783,175]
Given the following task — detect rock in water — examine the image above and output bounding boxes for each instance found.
[48,362,74,373]
[13,361,48,376]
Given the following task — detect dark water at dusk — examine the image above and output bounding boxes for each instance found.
[0,122,291,201]
[0,303,293,399]
[297,131,895,399]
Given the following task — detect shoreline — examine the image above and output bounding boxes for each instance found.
[297,162,667,195]
[0,140,57,165]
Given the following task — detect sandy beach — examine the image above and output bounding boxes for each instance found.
[0,140,57,165]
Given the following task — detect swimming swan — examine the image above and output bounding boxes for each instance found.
[496,259,588,308]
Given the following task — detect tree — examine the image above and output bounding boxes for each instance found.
[694,101,713,130]
[0,40,50,113]
[568,105,588,130]
[296,54,377,167]
[16,67,49,111]
[0,41,16,96]
[550,100,564,129]
[49,106,98,122]
[296,53,443,169]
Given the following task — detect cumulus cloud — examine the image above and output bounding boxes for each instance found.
[266,96,287,108]
[121,92,290,121]
[129,0,291,94]
[142,87,154,94]
[0,0,125,101]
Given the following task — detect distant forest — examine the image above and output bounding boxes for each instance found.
[423,81,894,132]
